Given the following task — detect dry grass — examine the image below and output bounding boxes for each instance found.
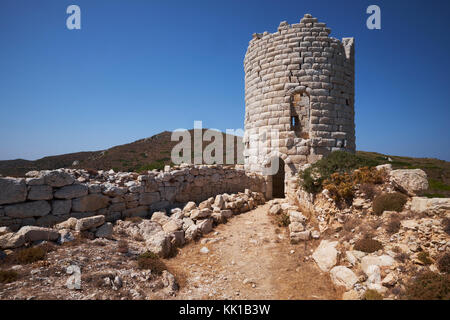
[0,270,19,284]
[354,238,383,253]
[137,251,167,275]
[11,247,47,265]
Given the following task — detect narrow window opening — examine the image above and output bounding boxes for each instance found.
[346,99,350,106]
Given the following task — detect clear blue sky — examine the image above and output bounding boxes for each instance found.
[0,0,449,161]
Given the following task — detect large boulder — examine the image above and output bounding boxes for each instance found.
[312,240,338,272]
[145,232,172,258]
[4,200,51,218]
[162,219,183,233]
[55,217,78,230]
[390,169,428,196]
[54,184,88,199]
[75,215,105,231]
[16,226,59,242]
[0,232,25,249]
[183,201,197,213]
[43,170,74,187]
[329,266,358,290]
[410,197,450,216]
[0,178,27,205]
[72,194,109,212]
[190,208,212,220]
[196,218,213,234]
[28,185,53,201]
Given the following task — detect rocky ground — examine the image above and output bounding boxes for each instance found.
[0,166,449,300]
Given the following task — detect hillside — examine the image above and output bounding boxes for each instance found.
[0,130,242,177]
[0,133,448,198]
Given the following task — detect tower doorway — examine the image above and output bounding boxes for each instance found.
[272,158,285,198]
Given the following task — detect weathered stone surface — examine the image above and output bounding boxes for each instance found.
[162,219,182,233]
[214,195,225,209]
[57,229,75,244]
[183,201,197,212]
[4,200,51,218]
[269,204,281,215]
[329,266,358,290]
[0,178,27,205]
[55,217,78,230]
[28,185,53,201]
[54,184,88,199]
[151,211,170,225]
[185,224,199,241]
[410,197,450,216]
[0,226,12,236]
[72,194,109,212]
[139,192,160,205]
[196,218,213,234]
[44,170,74,187]
[190,208,212,220]
[95,222,113,239]
[289,211,307,223]
[75,215,105,231]
[145,232,172,258]
[16,226,59,242]
[312,240,338,272]
[123,206,148,218]
[52,199,72,215]
[0,232,25,249]
[390,169,429,196]
[361,255,395,275]
[290,230,310,243]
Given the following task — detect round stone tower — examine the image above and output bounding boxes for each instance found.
[243,14,355,198]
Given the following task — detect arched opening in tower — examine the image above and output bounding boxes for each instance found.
[272,157,285,198]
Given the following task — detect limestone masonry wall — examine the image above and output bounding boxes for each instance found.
[0,166,266,231]
[243,14,355,182]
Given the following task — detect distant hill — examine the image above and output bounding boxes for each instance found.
[0,130,243,177]
[1,133,448,198]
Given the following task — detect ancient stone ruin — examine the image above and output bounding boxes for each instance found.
[243,14,355,198]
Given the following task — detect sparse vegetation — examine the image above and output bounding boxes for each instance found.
[372,192,408,215]
[442,217,450,236]
[404,272,450,300]
[299,151,379,194]
[417,251,433,265]
[117,240,129,254]
[395,252,410,263]
[386,214,402,234]
[0,270,19,284]
[437,252,450,274]
[13,247,47,264]
[359,183,378,200]
[354,238,383,253]
[137,251,167,275]
[363,289,384,300]
[275,213,290,227]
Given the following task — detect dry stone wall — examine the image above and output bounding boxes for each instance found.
[0,165,266,231]
[243,14,355,183]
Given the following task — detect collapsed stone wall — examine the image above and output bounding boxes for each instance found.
[243,14,355,190]
[0,165,266,231]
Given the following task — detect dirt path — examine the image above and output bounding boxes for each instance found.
[166,203,342,300]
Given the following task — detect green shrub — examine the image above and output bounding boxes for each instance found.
[437,252,450,274]
[417,251,433,265]
[0,270,19,284]
[137,251,167,275]
[404,272,450,300]
[13,247,46,264]
[299,151,378,194]
[354,238,383,253]
[363,289,384,300]
[428,179,450,191]
[323,172,354,204]
[372,192,408,215]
